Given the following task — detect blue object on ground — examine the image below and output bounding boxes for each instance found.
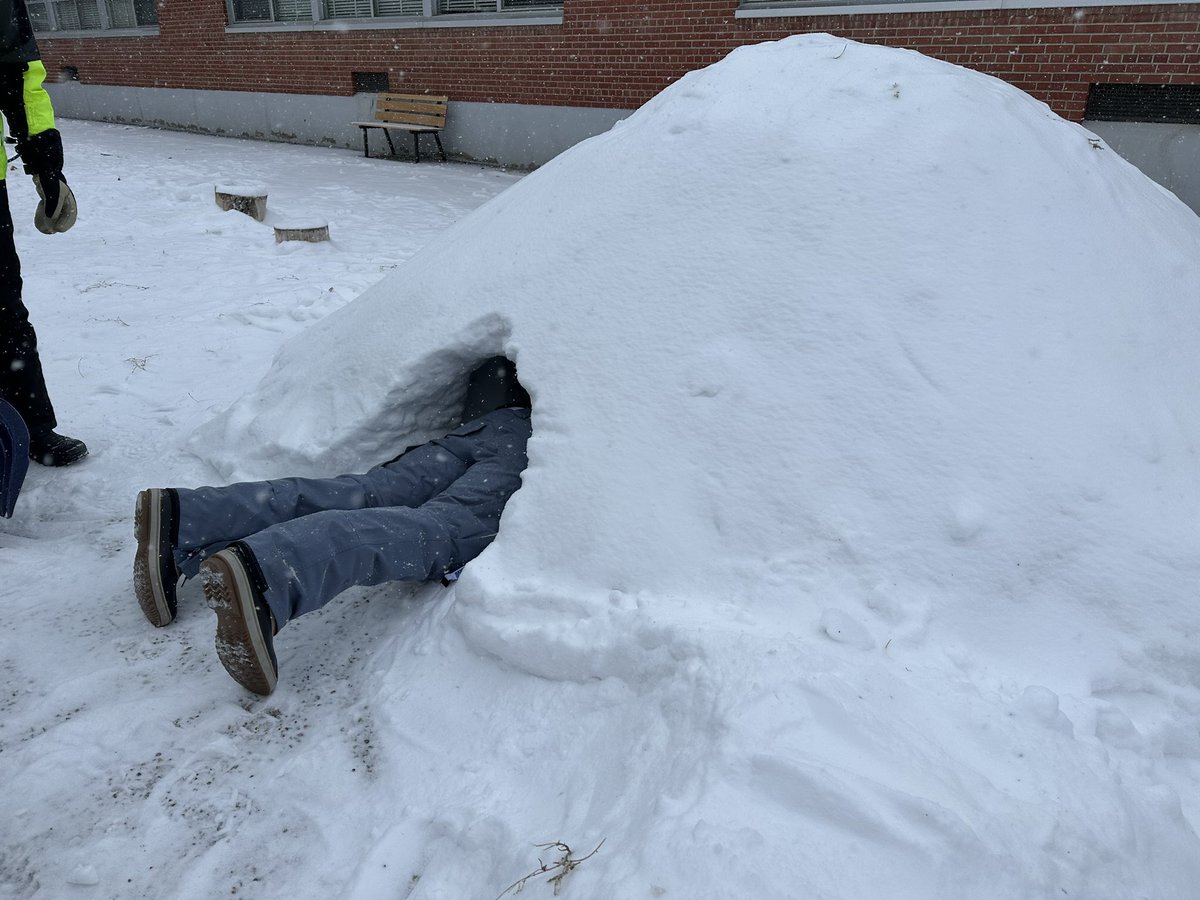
[0,398,30,518]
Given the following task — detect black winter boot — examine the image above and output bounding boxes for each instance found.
[28,429,88,467]
[201,544,279,696]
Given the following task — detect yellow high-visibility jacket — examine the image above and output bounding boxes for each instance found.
[1,0,57,183]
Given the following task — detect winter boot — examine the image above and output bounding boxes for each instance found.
[200,544,279,696]
[134,488,181,627]
[28,429,88,467]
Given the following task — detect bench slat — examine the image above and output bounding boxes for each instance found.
[377,93,449,104]
[377,93,446,110]
[377,98,446,112]
[375,110,446,128]
[371,93,447,128]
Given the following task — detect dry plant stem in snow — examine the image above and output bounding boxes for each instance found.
[497,840,605,898]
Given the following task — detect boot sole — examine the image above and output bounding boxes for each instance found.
[133,489,174,627]
[201,552,278,696]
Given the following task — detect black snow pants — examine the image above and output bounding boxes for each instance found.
[0,180,55,431]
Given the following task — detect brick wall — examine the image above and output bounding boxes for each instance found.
[37,0,1200,121]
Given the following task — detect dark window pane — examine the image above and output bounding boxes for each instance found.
[231,0,271,20]
[26,1,50,29]
[134,0,157,24]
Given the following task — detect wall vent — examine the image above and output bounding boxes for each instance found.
[352,71,390,93]
[1085,83,1200,125]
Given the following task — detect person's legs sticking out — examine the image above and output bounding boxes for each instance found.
[198,405,531,695]
[133,445,473,628]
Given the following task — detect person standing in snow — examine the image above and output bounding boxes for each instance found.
[133,357,531,696]
[0,0,85,467]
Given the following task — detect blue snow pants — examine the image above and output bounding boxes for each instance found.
[172,406,531,628]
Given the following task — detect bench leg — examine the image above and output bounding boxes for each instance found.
[361,127,370,159]
[412,132,421,163]
[384,130,397,159]
[434,132,447,163]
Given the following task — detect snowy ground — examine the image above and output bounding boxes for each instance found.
[0,123,525,899]
[3,35,1200,900]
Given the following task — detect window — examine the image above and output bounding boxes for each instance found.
[376,0,423,13]
[230,0,271,19]
[325,0,423,17]
[271,0,314,21]
[26,2,51,29]
[31,0,158,31]
[107,0,158,26]
[53,0,102,29]
[325,0,371,14]
[229,0,560,23]
[229,0,312,21]
[437,0,559,10]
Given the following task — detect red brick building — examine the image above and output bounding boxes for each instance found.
[31,0,1200,206]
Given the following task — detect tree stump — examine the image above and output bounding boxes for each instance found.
[273,221,330,244]
[214,184,268,221]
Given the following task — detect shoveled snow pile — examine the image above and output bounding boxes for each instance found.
[186,33,1200,898]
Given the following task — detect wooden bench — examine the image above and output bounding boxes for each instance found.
[352,93,448,163]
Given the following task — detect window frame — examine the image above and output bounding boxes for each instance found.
[225,0,563,30]
[30,0,159,36]
[228,0,314,23]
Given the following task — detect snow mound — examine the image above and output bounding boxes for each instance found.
[192,35,1200,896]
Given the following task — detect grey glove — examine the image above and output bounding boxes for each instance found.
[18,130,77,235]
[33,172,77,234]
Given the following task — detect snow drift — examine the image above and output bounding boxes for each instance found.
[191,35,1200,898]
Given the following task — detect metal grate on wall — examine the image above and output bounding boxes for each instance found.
[352,71,390,92]
[1085,83,1200,126]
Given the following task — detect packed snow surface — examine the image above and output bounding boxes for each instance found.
[4,34,1200,900]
